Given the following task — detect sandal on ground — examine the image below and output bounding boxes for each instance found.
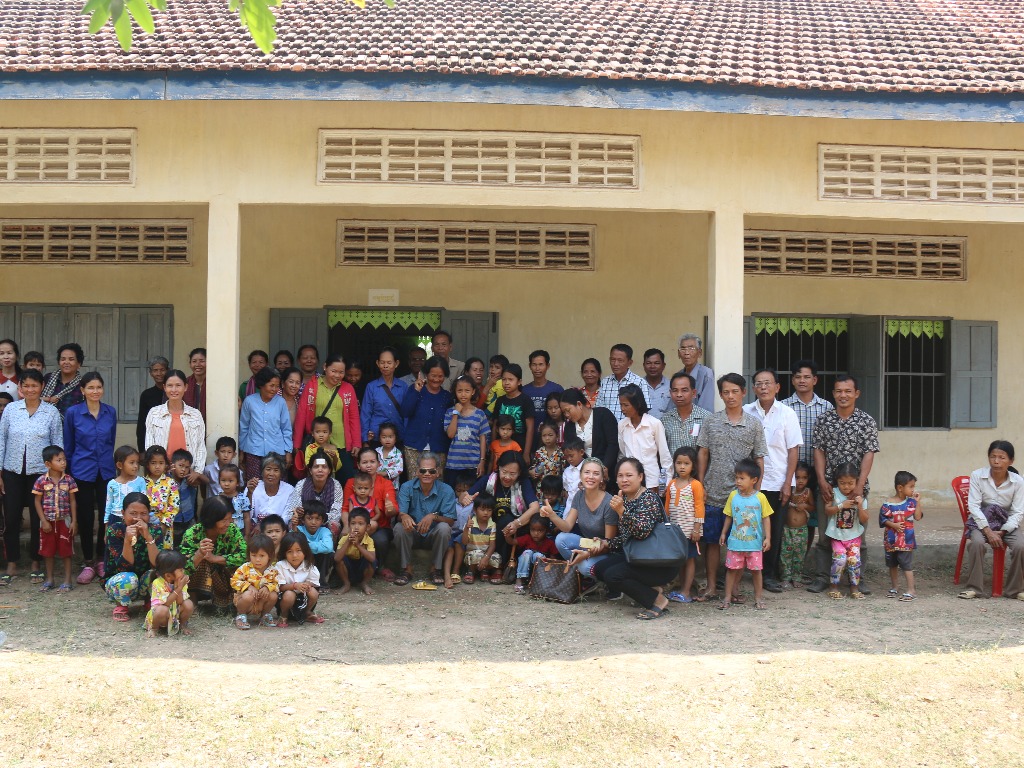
[957,589,978,599]
[393,571,413,587]
[899,593,916,602]
[637,605,668,620]
[39,581,54,592]
[429,569,445,586]
[112,606,130,622]
[234,614,251,630]
[307,614,326,624]
[514,584,527,594]
[754,600,768,610]
[695,591,717,603]
[0,574,11,586]
[717,598,730,611]
[827,589,844,600]
[412,581,437,591]
[730,594,746,604]
[275,619,289,628]
[850,590,866,600]
[463,572,476,585]
[30,571,45,584]
[57,583,72,593]
[886,589,899,598]
[448,573,461,585]
[667,591,693,603]
[489,572,503,585]
[260,613,277,627]
[378,568,396,582]
[76,565,95,585]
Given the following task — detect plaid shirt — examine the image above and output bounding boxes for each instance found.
[596,370,653,420]
[781,392,833,466]
[661,404,713,454]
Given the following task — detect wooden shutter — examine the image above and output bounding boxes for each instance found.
[16,305,66,365]
[118,307,173,422]
[951,321,997,428]
[439,311,499,365]
[68,306,117,412]
[0,306,14,340]
[269,309,328,363]
[742,316,755,404]
[847,316,882,422]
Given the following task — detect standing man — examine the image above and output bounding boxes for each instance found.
[400,347,427,386]
[676,334,715,412]
[596,344,653,420]
[522,350,563,425]
[744,369,802,593]
[696,373,768,602]
[393,453,456,586]
[431,330,464,390]
[661,372,712,454]
[809,374,880,595]
[642,349,671,418]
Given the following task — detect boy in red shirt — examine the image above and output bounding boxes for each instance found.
[33,445,78,593]
[505,517,559,594]
[343,448,400,580]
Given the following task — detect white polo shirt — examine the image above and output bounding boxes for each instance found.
[743,399,803,492]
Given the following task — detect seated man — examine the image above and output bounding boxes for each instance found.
[393,453,456,586]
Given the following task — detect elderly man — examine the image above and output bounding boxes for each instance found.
[676,333,715,412]
[393,453,456,587]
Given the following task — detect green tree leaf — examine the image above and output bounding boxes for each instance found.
[113,7,133,50]
[126,0,156,34]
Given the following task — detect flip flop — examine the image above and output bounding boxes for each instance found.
[429,569,445,586]
[0,574,12,586]
[637,606,669,620]
[448,573,461,584]
[827,589,844,600]
[393,572,413,587]
[850,591,866,600]
[29,571,45,584]
[886,589,899,598]
[754,600,768,610]
[412,581,438,591]
[667,591,693,603]
[899,593,916,602]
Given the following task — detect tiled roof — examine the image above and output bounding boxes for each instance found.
[1,0,1023,93]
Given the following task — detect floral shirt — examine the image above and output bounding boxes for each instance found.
[812,408,881,495]
[145,576,190,634]
[179,522,248,573]
[376,446,403,491]
[230,562,280,593]
[609,488,664,551]
[105,520,165,577]
[531,446,566,493]
[146,474,180,527]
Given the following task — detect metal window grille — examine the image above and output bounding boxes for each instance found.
[319,130,638,188]
[0,220,191,263]
[883,320,948,429]
[337,220,595,270]
[820,144,1024,204]
[0,129,135,183]
[744,230,965,280]
[755,320,849,401]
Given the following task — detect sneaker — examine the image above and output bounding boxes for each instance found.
[806,578,828,594]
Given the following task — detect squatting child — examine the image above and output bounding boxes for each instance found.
[297,501,335,591]
[335,507,376,595]
[230,533,279,630]
[145,549,194,637]
[506,517,559,594]
[460,492,502,585]
[275,531,324,626]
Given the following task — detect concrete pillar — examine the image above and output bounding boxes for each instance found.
[706,207,745,401]
[205,196,242,448]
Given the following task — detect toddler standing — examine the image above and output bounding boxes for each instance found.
[104,445,146,526]
[529,423,565,495]
[781,463,814,588]
[825,463,870,600]
[375,422,404,491]
[719,459,771,611]
[665,447,705,604]
[880,470,923,601]
[33,446,78,593]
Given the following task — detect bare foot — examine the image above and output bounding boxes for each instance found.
[145,628,157,638]
[180,624,193,636]
[338,584,352,595]
[360,582,374,595]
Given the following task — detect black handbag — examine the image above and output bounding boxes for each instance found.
[624,517,690,568]
[527,558,580,604]
[501,545,518,585]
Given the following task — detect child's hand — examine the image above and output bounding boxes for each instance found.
[180,574,189,589]
[762,538,770,552]
[68,521,77,537]
[718,535,726,547]
[40,519,52,534]
[911,491,921,502]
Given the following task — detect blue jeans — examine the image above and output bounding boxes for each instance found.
[554,532,605,579]
[516,550,545,579]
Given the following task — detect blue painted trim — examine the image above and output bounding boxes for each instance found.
[0,70,1021,122]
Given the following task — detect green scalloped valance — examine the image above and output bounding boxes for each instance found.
[328,310,441,330]
[886,319,945,339]
[754,317,848,336]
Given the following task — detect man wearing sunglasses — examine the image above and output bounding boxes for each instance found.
[394,453,457,586]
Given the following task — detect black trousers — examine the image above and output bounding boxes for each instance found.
[75,475,108,563]
[2,470,41,566]
[761,490,785,582]
[371,527,393,571]
[593,552,677,610]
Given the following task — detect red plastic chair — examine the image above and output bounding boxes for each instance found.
[952,475,1004,597]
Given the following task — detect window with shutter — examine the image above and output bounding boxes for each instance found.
[950,321,998,428]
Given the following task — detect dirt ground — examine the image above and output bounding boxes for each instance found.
[1,559,1023,767]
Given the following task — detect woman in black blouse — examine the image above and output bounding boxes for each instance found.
[579,458,674,619]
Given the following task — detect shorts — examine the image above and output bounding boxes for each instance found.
[38,518,73,559]
[884,550,914,571]
[464,549,502,569]
[702,505,725,543]
[725,549,763,571]
[341,556,373,585]
[278,589,310,623]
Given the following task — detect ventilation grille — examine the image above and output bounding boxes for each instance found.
[337,220,595,269]
[0,220,191,264]
[0,129,135,183]
[744,230,965,280]
[820,144,1024,204]
[320,130,638,188]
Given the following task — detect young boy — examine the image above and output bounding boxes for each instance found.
[259,513,288,552]
[493,363,535,454]
[719,458,771,611]
[346,447,399,580]
[460,492,501,585]
[443,472,476,588]
[781,463,814,588]
[335,507,376,595]
[522,350,563,442]
[483,354,508,412]
[32,445,78,592]
[204,437,240,496]
[170,449,198,549]
[538,474,566,519]
[561,438,586,501]
[23,350,44,372]
[304,416,341,473]
[880,470,923,601]
[297,501,336,591]
[342,470,386,536]
[506,516,559,594]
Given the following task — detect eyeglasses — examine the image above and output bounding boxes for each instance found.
[678,346,699,352]
[418,468,438,475]
[753,381,775,388]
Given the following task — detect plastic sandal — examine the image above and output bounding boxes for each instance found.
[378,568,396,582]
[393,572,413,587]
[57,583,72,593]
[667,591,693,603]
[0,574,11,586]
[899,593,916,602]
[637,606,668,620]
[411,581,437,591]
[112,606,130,622]
[30,571,45,584]
[958,590,977,599]
[307,614,326,624]
[514,584,526,594]
[827,589,844,600]
[462,573,476,585]
[754,600,768,610]
[234,614,251,630]
[850,591,866,600]
[275,619,289,628]
[886,589,899,598]
[260,613,277,628]
[448,573,461,584]
[39,581,54,592]
[76,566,95,585]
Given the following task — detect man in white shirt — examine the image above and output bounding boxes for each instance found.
[744,368,802,593]
[595,343,652,420]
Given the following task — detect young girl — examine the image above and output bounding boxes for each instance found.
[375,422,404,491]
[880,470,923,602]
[230,533,280,630]
[145,549,194,637]
[493,363,534,454]
[782,463,814,588]
[143,445,179,548]
[104,445,147,526]
[444,376,491,484]
[490,414,522,472]
[542,392,566,446]
[274,532,324,626]
[665,447,705,603]
[825,462,870,600]
[219,464,252,537]
[529,423,565,495]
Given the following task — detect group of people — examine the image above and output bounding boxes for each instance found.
[0,329,1020,634]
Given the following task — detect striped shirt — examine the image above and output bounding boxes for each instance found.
[443,407,491,470]
[781,392,833,466]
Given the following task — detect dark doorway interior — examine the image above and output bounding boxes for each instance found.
[328,320,434,388]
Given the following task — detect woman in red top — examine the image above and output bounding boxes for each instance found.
[292,354,360,484]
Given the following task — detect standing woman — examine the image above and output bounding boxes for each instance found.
[63,372,118,585]
[560,389,619,485]
[292,353,360,483]
[361,346,408,444]
[280,367,303,431]
[238,349,270,406]
[145,369,207,483]
[296,344,320,394]
[183,347,207,422]
[42,343,85,416]
[135,356,169,451]
[579,358,602,408]
[239,367,293,483]
[400,356,453,478]
[0,339,21,400]
[617,383,672,491]
[0,369,63,583]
